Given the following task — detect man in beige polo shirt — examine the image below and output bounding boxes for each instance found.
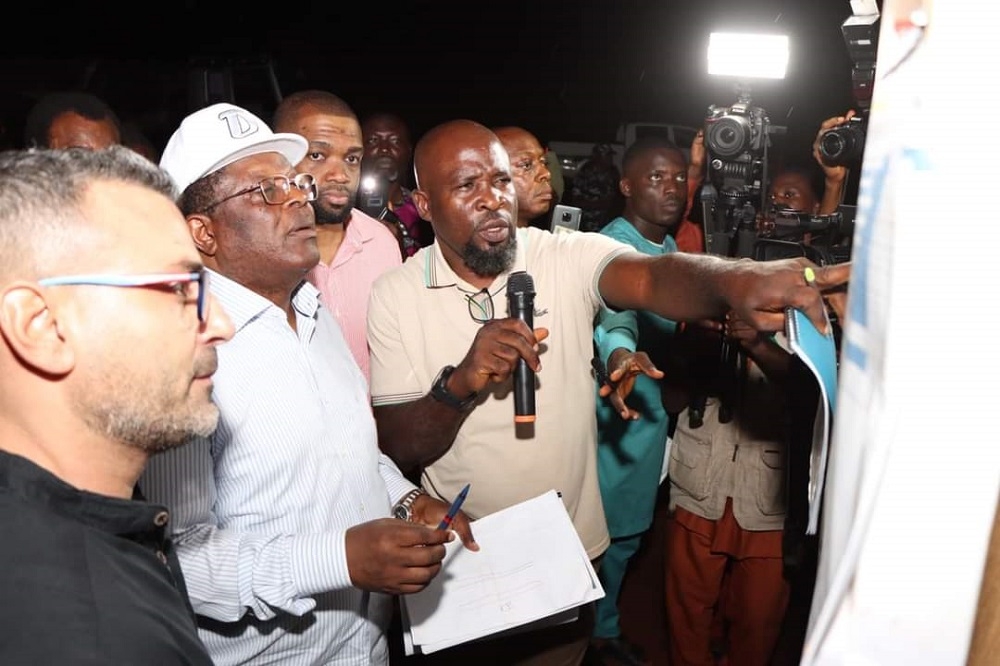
[367,119,847,666]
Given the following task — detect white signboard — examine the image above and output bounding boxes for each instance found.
[803,1,1000,664]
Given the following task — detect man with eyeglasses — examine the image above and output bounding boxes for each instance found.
[493,126,555,229]
[0,146,233,663]
[140,103,475,666]
[272,90,402,385]
[367,119,849,665]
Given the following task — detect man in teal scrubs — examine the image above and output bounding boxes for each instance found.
[590,136,690,665]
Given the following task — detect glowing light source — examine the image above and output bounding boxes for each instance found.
[708,32,789,79]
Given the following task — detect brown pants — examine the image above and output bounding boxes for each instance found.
[665,501,789,666]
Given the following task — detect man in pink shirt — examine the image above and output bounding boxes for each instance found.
[274,91,401,383]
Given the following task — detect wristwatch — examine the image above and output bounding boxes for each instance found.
[392,488,427,522]
[430,365,478,412]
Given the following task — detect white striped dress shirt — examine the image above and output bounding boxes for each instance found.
[141,269,414,666]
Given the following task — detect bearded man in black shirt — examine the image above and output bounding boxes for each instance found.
[0,146,234,664]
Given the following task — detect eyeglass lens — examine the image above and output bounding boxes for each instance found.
[261,174,317,205]
[466,289,494,324]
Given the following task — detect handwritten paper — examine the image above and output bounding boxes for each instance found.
[401,489,604,655]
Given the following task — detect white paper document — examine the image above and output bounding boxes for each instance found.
[400,489,605,655]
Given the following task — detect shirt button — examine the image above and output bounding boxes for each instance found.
[154,511,170,527]
[157,551,168,565]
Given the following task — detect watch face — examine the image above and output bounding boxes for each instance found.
[393,505,410,521]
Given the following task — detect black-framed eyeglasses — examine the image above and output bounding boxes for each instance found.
[465,288,496,324]
[203,173,318,211]
[37,270,211,322]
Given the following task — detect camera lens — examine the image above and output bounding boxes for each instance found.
[706,115,750,158]
[561,212,571,222]
[820,131,848,160]
[818,121,866,165]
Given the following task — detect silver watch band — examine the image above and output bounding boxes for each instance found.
[393,488,426,521]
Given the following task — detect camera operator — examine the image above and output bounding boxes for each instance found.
[660,109,854,665]
[664,305,797,666]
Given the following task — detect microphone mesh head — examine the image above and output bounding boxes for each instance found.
[507,271,535,295]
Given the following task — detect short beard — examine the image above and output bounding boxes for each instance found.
[313,196,355,226]
[77,390,220,454]
[70,351,221,454]
[462,235,517,278]
[95,404,220,453]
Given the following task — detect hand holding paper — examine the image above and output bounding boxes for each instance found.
[411,490,478,551]
[401,490,604,655]
[344,518,452,595]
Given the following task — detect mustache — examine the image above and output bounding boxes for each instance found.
[475,214,510,230]
[319,185,354,197]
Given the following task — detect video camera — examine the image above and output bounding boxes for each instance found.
[755,205,855,266]
[701,83,785,260]
[695,84,851,427]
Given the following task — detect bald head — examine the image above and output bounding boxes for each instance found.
[410,119,517,283]
[492,126,530,145]
[492,126,553,226]
[414,119,502,191]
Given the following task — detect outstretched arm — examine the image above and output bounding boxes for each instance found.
[598,251,847,335]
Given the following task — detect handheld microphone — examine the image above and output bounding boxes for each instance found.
[506,271,536,424]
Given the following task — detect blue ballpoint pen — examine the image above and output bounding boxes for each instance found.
[437,483,471,530]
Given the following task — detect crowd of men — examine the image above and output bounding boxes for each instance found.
[0,89,851,666]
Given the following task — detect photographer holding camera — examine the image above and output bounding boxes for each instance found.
[660,108,855,666]
[812,109,859,216]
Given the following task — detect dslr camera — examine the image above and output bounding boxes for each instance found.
[700,90,784,260]
[704,101,771,201]
[705,101,769,161]
[817,115,867,166]
[816,5,879,168]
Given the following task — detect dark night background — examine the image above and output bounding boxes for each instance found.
[0,0,864,189]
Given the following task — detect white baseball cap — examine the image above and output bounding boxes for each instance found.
[159,103,308,195]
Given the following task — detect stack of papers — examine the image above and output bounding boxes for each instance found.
[400,489,605,655]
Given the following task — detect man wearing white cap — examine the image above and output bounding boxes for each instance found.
[140,103,476,666]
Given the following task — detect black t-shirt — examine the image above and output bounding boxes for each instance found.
[0,451,212,665]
